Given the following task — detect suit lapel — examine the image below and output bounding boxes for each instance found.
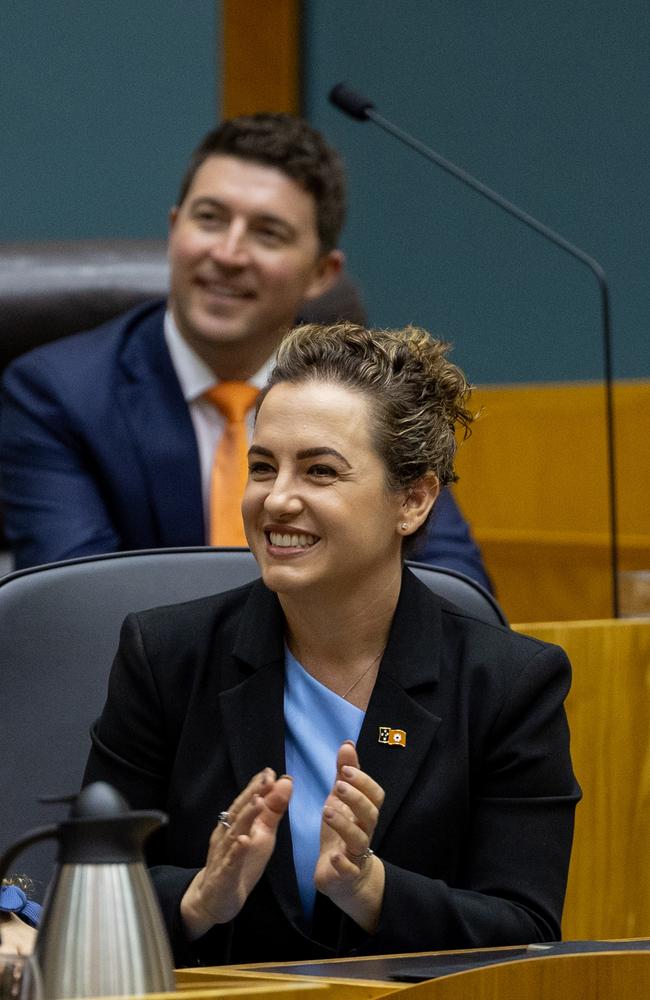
[357,569,443,849]
[116,308,204,545]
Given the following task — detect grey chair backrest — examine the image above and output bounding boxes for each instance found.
[0,547,505,896]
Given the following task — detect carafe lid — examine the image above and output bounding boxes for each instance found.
[57,783,167,864]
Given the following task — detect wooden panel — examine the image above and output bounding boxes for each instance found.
[378,952,650,1000]
[222,0,300,117]
[453,380,650,621]
[515,618,650,940]
[478,531,648,622]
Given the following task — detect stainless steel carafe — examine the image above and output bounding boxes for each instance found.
[0,783,175,999]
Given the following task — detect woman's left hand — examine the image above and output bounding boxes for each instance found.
[314,741,386,933]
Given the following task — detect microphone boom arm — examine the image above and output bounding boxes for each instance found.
[331,83,620,617]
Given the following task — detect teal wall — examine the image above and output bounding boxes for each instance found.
[303,0,649,383]
[1,1,218,240]
[2,1,647,383]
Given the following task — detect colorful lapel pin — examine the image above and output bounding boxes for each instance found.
[378,726,407,747]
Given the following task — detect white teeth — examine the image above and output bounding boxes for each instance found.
[269,532,317,548]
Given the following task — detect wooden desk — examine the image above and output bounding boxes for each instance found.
[178,941,650,1000]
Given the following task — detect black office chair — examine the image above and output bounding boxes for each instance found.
[0,547,506,896]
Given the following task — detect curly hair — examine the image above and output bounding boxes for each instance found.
[176,114,346,253]
[261,322,474,492]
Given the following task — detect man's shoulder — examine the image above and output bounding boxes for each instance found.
[3,299,167,383]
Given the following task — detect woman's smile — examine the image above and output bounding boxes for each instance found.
[265,528,320,552]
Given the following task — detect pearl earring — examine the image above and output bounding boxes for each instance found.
[400,522,408,531]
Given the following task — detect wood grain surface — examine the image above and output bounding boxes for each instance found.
[515,618,650,939]
[222,0,300,117]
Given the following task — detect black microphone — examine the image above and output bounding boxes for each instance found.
[330,81,620,619]
[329,83,375,121]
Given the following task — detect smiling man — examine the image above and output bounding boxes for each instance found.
[0,114,491,589]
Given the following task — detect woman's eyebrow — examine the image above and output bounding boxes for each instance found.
[248,444,352,469]
[296,447,351,468]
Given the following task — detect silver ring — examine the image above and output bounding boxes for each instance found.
[218,810,232,829]
[346,847,374,865]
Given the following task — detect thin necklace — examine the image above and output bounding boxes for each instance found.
[340,648,385,701]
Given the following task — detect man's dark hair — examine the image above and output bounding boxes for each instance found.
[177,113,346,253]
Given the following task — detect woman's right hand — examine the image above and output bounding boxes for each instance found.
[180,768,293,939]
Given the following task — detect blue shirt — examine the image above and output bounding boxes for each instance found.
[283,647,364,919]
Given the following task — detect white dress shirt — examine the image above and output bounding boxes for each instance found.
[164,310,273,540]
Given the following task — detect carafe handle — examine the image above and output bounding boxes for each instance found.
[0,827,59,888]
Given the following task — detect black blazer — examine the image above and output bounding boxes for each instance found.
[84,569,580,966]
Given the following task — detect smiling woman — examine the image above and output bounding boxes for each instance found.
[244,380,419,603]
[83,322,580,967]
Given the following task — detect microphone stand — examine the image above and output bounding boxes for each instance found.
[330,83,620,618]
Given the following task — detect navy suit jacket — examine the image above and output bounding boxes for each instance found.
[83,569,579,965]
[0,300,491,586]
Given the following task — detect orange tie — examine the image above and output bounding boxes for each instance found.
[204,382,260,546]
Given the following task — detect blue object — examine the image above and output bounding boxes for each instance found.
[284,647,364,919]
[0,883,42,927]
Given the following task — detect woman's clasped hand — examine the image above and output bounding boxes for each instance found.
[181,741,385,940]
